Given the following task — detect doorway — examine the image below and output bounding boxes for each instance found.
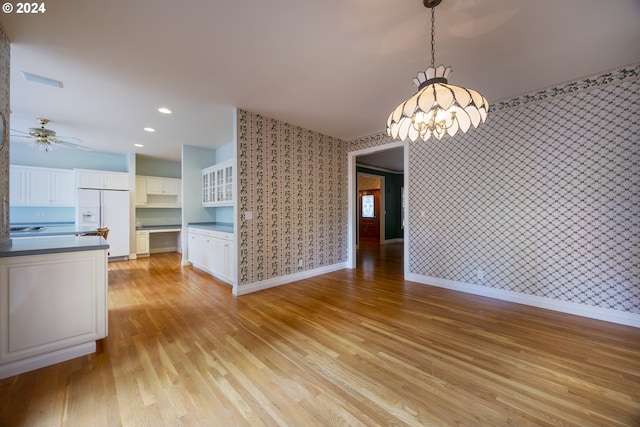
[347,142,406,273]
[358,188,380,244]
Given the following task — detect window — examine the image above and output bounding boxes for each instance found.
[362,194,374,218]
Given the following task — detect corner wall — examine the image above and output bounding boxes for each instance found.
[348,64,640,326]
[0,24,9,243]
[236,110,348,292]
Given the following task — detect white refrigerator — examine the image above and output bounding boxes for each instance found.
[76,189,130,258]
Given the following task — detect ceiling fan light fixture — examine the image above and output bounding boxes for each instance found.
[158,107,172,114]
[387,0,489,141]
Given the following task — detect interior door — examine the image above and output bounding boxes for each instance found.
[358,189,380,243]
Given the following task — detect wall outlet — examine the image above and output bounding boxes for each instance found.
[477,270,484,280]
[244,211,253,220]
[298,259,303,267]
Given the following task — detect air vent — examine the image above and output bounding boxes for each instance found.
[22,72,63,88]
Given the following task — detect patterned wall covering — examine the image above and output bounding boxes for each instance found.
[358,176,381,191]
[348,64,640,315]
[237,110,348,287]
[0,25,9,243]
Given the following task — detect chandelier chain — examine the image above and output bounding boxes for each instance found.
[430,6,435,68]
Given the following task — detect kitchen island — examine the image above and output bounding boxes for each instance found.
[0,235,109,379]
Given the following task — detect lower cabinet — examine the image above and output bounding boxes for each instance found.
[136,230,150,256]
[0,249,108,378]
[187,227,234,284]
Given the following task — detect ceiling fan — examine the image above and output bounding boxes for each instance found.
[11,118,91,152]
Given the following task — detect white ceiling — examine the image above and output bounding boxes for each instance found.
[2,0,639,162]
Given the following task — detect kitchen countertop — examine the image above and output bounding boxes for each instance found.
[9,222,99,237]
[136,224,182,232]
[0,235,109,258]
[187,222,234,233]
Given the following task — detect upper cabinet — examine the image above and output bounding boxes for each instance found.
[202,160,233,207]
[75,169,129,190]
[136,176,181,208]
[146,176,179,196]
[10,165,75,207]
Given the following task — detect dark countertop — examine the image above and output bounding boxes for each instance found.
[187,222,234,233]
[0,235,109,258]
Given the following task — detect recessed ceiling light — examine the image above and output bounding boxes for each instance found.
[158,107,172,114]
[134,143,144,147]
[144,127,155,132]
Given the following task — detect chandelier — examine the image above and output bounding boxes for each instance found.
[387,0,489,141]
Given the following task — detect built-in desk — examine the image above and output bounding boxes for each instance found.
[135,225,182,256]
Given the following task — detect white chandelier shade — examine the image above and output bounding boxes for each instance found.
[387,65,489,141]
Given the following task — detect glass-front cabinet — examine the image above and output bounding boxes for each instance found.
[202,160,233,207]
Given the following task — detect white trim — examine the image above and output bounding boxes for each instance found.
[407,273,640,328]
[348,141,406,269]
[234,262,348,296]
[0,342,96,379]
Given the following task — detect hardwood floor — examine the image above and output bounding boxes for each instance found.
[1,244,639,426]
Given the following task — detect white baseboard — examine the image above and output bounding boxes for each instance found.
[149,246,178,254]
[407,273,640,328]
[384,238,404,244]
[0,342,96,379]
[234,262,348,296]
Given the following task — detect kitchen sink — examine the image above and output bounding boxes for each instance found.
[10,226,47,232]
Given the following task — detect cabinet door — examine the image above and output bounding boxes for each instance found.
[135,176,147,206]
[222,239,234,283]
[136,231,150,254]
[76,170,106,189]
[145,177,164,195]
[26,169,52,205]
[188,232,207,268]
[202,173,209,204]
[224,165,233,202]
[104,172,129,190]
[50,170,75,206]
[9,166,27,205]
[161,178,179,196]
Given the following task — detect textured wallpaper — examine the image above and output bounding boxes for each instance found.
[349,64,640,315]
[358,176,381,191]
[0,25,9,243]
[237,110,348,287]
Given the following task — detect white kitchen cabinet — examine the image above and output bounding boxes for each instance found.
[187,227,234,284]
[135,176,148,206]
[202,160,233,207]
[0,248,108,378]
[146,177,179,196]
[75,169,129,190]
[136,176,181,208]
[136,230,150,256]
[9,166,27,205]
[10,165,75,206]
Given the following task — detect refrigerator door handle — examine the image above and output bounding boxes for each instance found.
[100,191,104,227]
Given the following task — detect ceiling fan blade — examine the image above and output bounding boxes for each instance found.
[58,140,92,151]
[57,135,83,142]
[10,128,30,135]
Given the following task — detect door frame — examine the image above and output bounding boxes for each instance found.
[357,173,384,245]
[347,140,407,269]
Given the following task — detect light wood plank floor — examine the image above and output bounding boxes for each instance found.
[1,243,639,426]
